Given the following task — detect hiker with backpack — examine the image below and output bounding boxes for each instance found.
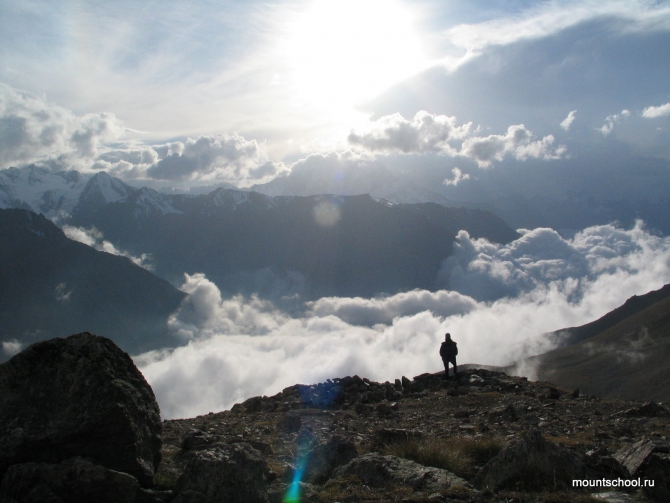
[440,332,458,379]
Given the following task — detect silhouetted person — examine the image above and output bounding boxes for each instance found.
[440,333,458,379]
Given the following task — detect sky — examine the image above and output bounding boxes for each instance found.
[2,0,669,192]
[3,0,670,418]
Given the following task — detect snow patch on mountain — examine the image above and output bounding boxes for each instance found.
[0,166,88,217]
[131,187,183,218]
[202,188,277,213]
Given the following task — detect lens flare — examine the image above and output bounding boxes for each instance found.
[284,431,315,503]
[284,454,308,503]
[313,198,341,227]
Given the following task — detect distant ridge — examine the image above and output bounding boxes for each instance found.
[513,284,670,402]
[549,283,670,346]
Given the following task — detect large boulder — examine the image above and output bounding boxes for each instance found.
[615,439,670,501]
[301,435,358,484]
[330,453,468,492]
[0,333,162,487]
[0,457,141,503]
[175,443,269,503]
[474,429,587,490]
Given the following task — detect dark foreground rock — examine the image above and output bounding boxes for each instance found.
[175,442,269,503]
[473,428,587,490]
[301,434,358,483]
[0,333,162,487]
[331,452,469,492]
[0,457,141,503]
[615,439,670,500]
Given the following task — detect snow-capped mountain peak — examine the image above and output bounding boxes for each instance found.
[0,165,89,217]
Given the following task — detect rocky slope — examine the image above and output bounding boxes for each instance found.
[2,333,669,502]
[158,369,670,502]
[546,284,670,347]
[530,293,670,403]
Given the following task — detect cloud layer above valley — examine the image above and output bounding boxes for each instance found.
[136,220,670,419]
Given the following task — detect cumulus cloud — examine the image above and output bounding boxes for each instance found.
[143,134,286,186]
[0,83,285,188]
[347,111,471,154]
[93,134,288,188]
[443,167,470,186]
[306,289,478,326]
[349,112,565,168]
[460,125,566,168]
[439,221,670,302]
[0,83,124,169]
[62,225,153,270]
[642,102,670,118]
[136,221,670,419]
[560,110,577,131]
[599,109,630,136]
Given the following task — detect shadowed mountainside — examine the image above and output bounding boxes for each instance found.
[0,209,185,358]
[530,293,670,402]
[70,190,520,299]
[548,283,670,347]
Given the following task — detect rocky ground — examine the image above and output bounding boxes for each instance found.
[157,369,670,503]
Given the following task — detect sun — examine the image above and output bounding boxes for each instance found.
[280,0,427,111]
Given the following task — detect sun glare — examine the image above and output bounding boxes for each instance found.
[281,0,426,111]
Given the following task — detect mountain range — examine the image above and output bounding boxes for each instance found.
[69,188,519,299]
[1,165,520,299]
[5,164,669,237]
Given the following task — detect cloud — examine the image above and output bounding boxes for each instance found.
[144,134,286,186]
[347,111,471,154]
[443,167,470,186]
[306,289,478,326]
[136,221,670,419]
[442,1,670,68]
[349,112,566,168]
[599,109,630,136]
[62,225,153,270]
[54,282,72,303]
[642,102,670,118]
[2,339,24,357]
[92,134,288,188]
[438,221,670,302]
[0,83,285,188]
[0,83,124,169]
[459,125,566,168]
[560,110,577,131]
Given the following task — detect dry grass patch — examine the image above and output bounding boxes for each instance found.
[320,474,414,502]
[382,435,506,479]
